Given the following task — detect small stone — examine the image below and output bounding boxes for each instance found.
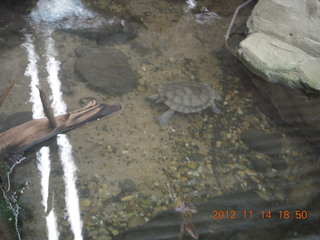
[169,166,177,171]
[181,177,188,182]
[241,128,283,158]
[121,195,136,202]
[196,166,203,174]
[215,141,222,148]
[119,179,137,192]
[96,235,112,240]
[112,229,119,236]
[137,85,146,92]
[80,199,91,208]
[189,153,205,162]
[187,161,197,169]
[128,216,145,228]
[291,151,299,157]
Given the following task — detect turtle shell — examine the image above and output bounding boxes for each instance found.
[159,81,219,113]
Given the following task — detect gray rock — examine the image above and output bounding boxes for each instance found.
[246,0,320,56]
[119,178,137,193]
[74,46,138,96]
[237,0,320,91]
[189,153,205,162]
[238,33,320,90]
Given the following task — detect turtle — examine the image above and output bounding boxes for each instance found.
[148,81,222,126]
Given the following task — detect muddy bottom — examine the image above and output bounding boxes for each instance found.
[0,0,319,239]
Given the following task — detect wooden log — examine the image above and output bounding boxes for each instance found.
[0,99,120,160]
[36,85,57,129]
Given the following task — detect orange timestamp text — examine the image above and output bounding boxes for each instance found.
[211,210,308,220]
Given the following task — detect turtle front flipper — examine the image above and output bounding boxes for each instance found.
[156,109,175,127]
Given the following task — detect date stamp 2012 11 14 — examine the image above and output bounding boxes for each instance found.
[211,210,308,220]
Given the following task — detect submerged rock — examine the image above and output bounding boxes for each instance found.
[74,46,138,96]
[60,17,138,44]
[0,5,26,50]
[240,128,282,158]
[240,128,286,171]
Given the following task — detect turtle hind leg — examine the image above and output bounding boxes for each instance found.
[211,104,221,114]
[156,109,175,127]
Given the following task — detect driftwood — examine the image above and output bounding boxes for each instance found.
[0,99,121,160]
[0,81,121,187]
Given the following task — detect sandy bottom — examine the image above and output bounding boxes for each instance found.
[0,1,318,239]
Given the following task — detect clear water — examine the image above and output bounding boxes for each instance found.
[0,0,319,239]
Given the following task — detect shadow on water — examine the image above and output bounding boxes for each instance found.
[0,0,319,239]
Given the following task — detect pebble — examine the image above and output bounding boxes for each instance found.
[121,195,136,202]
[112,229,119,236]
[119,179,137,192]
[187,161,197,169]
[80,199,92,208]
[96,235,112,240]
[128,216,145,228]
[215,141,222,148]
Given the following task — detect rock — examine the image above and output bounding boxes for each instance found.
[79,187,91,198]
[249,155,271,174]
[96,235,112,240]
[189,153,205,162]
[236,0,320,148]
[80,199,92,208]
[128,216,145,229]
[60,17,138,44]
[0,5,26,50]
[61,14,138,45]
[247,0,320,56]
[237,0,320,91]
[240,128,283,158]
[118,179,137,193]
[238,32,320,90]
[74,46,138,96]
[120,195,136,202]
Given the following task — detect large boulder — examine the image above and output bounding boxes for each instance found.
[236,0,320,147]
[237,0,320,91]
[74,46,138,96]
[238,32,320,90]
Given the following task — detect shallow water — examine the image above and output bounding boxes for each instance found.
[0,0,319,239]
